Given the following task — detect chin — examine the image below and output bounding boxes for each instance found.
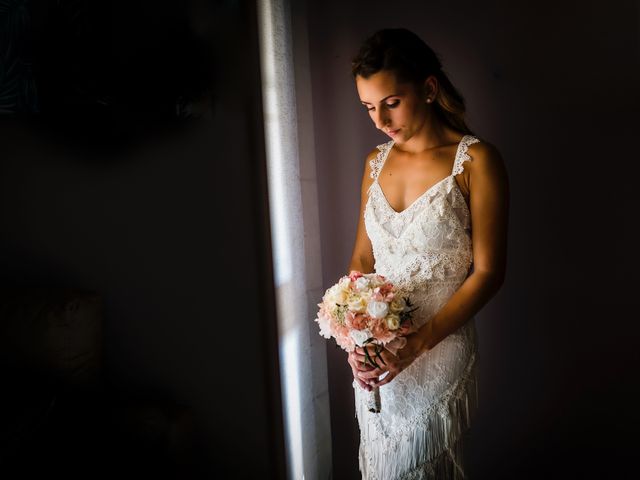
[387,131,401,141]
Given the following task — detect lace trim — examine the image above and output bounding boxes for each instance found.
[451,135,480,176]
[369,135,480,181]
[373,250,472,294]
[369,140,394,180]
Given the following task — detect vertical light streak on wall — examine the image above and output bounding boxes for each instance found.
[257,1,331,479]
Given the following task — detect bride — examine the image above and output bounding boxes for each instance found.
[345,28,509,479]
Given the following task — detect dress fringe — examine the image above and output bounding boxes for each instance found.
[356,352,478,480]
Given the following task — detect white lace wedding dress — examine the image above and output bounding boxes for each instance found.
[353,134,481,479]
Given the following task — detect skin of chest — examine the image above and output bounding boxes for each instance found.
[377,145,471,211]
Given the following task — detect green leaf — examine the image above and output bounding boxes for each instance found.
[363,345,379,369]
[374,345,387,366]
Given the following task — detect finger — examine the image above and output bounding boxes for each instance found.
[358,368,385,380]
[352,349,368,362]
[371,370,396,388]
[352,353,373,371]
[348,354,375,372]
[347,354,356,368]
[355,346,383,369]
[351,368,372,391]
[352,352,376,371]
[355,362,376,372]
[374,348,392,367]
[369,344,389,363]
[353,347,367,360]
[355,345,375,358]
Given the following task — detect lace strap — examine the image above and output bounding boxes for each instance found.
[369,140,394,180]
[451,135,481,176]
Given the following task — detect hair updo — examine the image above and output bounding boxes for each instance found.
[351,28,474,136]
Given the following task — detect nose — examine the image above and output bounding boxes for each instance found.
[373,108,390,130]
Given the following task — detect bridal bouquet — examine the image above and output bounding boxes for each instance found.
[314,270,418,413]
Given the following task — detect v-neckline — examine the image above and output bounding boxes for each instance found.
[375,136,467,215]
[374,175,452,215]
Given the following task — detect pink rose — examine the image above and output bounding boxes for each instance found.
[351,313,369,330]
[344,310,356,328]
[379,283,394,297]
[371,289,384,302]
[370,317,395,344]
[348,270,364,281]
[397,321,416,336]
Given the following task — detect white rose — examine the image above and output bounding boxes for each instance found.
[338,277,351,290]
[386,313,401,330]
[350,328,372,347]
[325,284,340,299]
[347,296,367,313]
[354,276,370,291]
[326,284,347,304]
[367,300,388,319]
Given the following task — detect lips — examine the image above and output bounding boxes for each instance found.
[386,129,399,137]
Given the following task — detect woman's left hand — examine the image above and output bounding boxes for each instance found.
[353,331,428,388]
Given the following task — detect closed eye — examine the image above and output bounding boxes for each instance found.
[365,100,400,112]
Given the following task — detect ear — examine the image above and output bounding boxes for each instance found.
[423,75,438,102]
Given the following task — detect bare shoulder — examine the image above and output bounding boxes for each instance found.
[468,139,504,166]
[467,139,508,179]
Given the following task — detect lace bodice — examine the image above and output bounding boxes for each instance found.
[364,134,479,301]
[354,135,481,480]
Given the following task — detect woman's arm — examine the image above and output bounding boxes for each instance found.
[419,141,509,351]
[356,141,510,388]
[347,148,379,392]
[347,148,378,275]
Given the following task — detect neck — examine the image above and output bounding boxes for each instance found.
[394,115,458,154]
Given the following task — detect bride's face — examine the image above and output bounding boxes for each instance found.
[356,69,428,143]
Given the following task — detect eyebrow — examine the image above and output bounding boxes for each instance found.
[360,94,399,105]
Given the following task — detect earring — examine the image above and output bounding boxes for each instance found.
[426,98,432,103]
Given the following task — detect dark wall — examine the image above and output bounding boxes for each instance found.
[306,1,639,478]
[1,1,284,478]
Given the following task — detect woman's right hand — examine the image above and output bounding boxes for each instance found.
[348,350,375,391]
